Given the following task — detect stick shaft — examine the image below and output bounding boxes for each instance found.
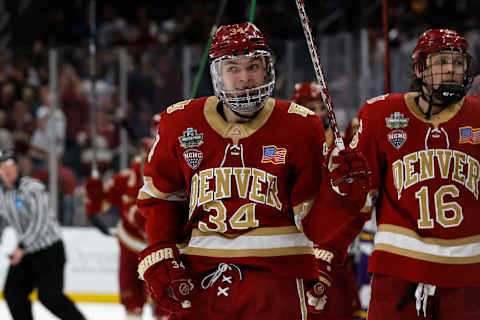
[382,0,391,93]
[294,0,344,150]
[89,0,98,176]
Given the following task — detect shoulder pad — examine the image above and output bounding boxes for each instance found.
[366,93,390,105]
[166,99,193,114]
[287,103,315,118]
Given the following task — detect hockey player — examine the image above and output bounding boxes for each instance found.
[136,22,370,320]
[292,82,362,320]
[84,114,164,320]
[343,29,480,319]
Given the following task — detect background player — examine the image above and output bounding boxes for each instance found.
[84,114,164,320]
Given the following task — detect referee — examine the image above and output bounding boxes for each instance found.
[0,150,86,320]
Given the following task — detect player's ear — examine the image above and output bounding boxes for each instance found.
[414,64,422,78]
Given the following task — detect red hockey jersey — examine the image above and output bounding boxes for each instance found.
[351,92,480,287]
[137,96,332,279]
[85,157,147,254]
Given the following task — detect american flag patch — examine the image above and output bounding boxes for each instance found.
[459,126,480,144]
[261,145,287,164]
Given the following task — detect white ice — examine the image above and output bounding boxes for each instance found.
[0,301,156,320]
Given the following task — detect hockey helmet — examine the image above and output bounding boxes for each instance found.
[411,29,473,106]
[291,82,323,105]
[209,22,275,114]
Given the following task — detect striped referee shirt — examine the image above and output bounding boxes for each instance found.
[0,176,61,254]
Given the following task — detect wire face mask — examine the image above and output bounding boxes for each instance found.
[210,52,275,114]
[411,29,474,118]
[209,22,276,115]
[420,51,472,106]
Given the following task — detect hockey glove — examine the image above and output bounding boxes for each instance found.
[138,243,195,315]
[84,177,104,213]
[88,214,111,236]
[307,244,340,313]
[326,147,371,210]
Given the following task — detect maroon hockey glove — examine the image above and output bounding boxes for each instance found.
[326,147,371,210]
[138,243,195,315]
[307,244,340,314]
[84,177,104,214]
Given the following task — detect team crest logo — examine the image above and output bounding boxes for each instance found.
[261,145,287,164]
[385,112,409,129]
[388,130,407,149]
[183,149,203,170]
[178,128,204,148]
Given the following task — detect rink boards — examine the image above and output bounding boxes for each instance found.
[0,227,120,303]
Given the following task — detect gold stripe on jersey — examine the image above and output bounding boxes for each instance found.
[359,232,374,241]
[116,221,147,253]
[184,226,313,257]
[137,176,186,201]
[293,199,314,231]
[296,279,308,320]
[378,224,480,246]
[375,224,480,264]
[375,243,480,264]
[404,92,464,127]
[191,226,301,238]
[183,246,313,258]
[203,96,275,144]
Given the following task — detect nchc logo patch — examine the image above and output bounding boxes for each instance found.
[183,149,203,170]
[261,145,287,164]
[178,128,204,148]
[388,130,407,150]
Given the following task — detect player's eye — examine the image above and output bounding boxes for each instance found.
[247,63,260,71]
[227,66,238,73]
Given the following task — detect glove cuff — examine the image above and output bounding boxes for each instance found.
[313,244,343,285]
[138,243,179,280]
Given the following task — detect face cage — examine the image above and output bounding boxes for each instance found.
[210,52,275,114]
[414,51,473,102]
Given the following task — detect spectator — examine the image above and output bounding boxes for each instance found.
[5,100,35,155]
[29,86,67,170]
[97,4,129,48]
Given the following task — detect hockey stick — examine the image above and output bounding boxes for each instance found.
[88,0,99,178]
[382,0,391,93]
[189,0,229,98]
[294,0,345,150]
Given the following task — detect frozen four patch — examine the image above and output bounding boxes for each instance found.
[178,128,204,148]
[385,112,409,129]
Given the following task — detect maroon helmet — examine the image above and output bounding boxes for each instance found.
[291,82,323,105]
[412,29,469,71]
[209,22,270,60]
[209,22,275,114]
[411,29,473,110]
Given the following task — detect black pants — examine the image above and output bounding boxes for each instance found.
[4,241,86,320]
